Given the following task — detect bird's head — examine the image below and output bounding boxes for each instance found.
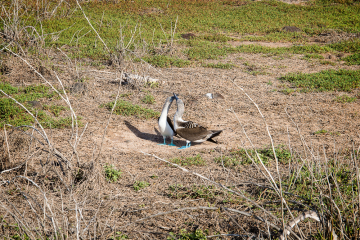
[173,93,178,100]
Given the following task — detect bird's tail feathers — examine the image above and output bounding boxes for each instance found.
[207,130,222,143]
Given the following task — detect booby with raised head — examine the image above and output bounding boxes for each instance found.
[173,93,222,149]
[158,96,176,146]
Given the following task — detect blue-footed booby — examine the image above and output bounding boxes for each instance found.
[173,93,222,149]
[158,96,176,146]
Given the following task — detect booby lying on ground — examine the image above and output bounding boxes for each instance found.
[158,96,176,146]
[173,93,222,149]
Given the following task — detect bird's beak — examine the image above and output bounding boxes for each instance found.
[173,93,178,100]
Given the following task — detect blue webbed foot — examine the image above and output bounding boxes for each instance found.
[158,137,167,145]
[178,142,191,149]
[168,139,176,147]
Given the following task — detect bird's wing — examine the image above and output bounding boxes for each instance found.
[176,121,212,142]
[177,121,202,129]
[167,116,178,136]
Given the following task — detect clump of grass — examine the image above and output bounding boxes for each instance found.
[302,53,324,60]
[235,44,334,55]
[241,32,304,43]
[202,33,232,42]
[104,164,122,182]
[334,94,357,103]
[0,82,18,94]
[145,81,159,88]
[280,69,360,92]
[314,129,328,134]
[141,94,155,104]
[343,53,360,65]
[243,61,267,76]
[329,39,360,53]
[0,82,79,128]
[320,60,336,66]
[0,98,40,127]
[202,62,235,69]
[169,184,216,200]
[215,145,292,167]
[119,93,133,98]
[170,154,206,166]
[110,231,128,240]
[248,70,268,76]
[143,55,191,68]
[214,156,242,168]
[44,116,83,129]
[280,88,296,95]
[102,100,160,119]
[133,181,149,191]
[168,184,240,204]
[43,104,67,117]
[185,40,234,60]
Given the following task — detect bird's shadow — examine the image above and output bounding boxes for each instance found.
[124,120,186,146]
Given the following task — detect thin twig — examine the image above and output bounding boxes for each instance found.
[75,0,110,53]
[3,125,11,163]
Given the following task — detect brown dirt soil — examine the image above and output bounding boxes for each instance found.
[1,45,360,239]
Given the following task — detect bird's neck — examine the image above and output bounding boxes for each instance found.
[174,100,185,129]
[160,99,172,122]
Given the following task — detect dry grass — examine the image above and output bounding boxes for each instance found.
[0,1,359,239]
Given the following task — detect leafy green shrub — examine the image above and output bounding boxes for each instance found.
[110,231,128,240]
[43,116,83,129]
[0,82,79,128]
[343,53,360,65]
[170,154,206,166]
[280,69,360,92]
[168,184,234,202]
[215,145,292,167]
[314,129,328,134]
[202,33,231,42]
[334,94,357,103]
[235,44,334,55]
[202,62,235,69]
[0,98,38,127]
[185,40,235,60]
[0,82,18,94]
[102,100,160,119]
[104,164,122,182]
[303,53,324,60]
[142,94,155,104]
[280,88,296,95]
[329,39,360,53]
[43,104,67,117]
[133,181,149,191]
[320,60,336,66]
